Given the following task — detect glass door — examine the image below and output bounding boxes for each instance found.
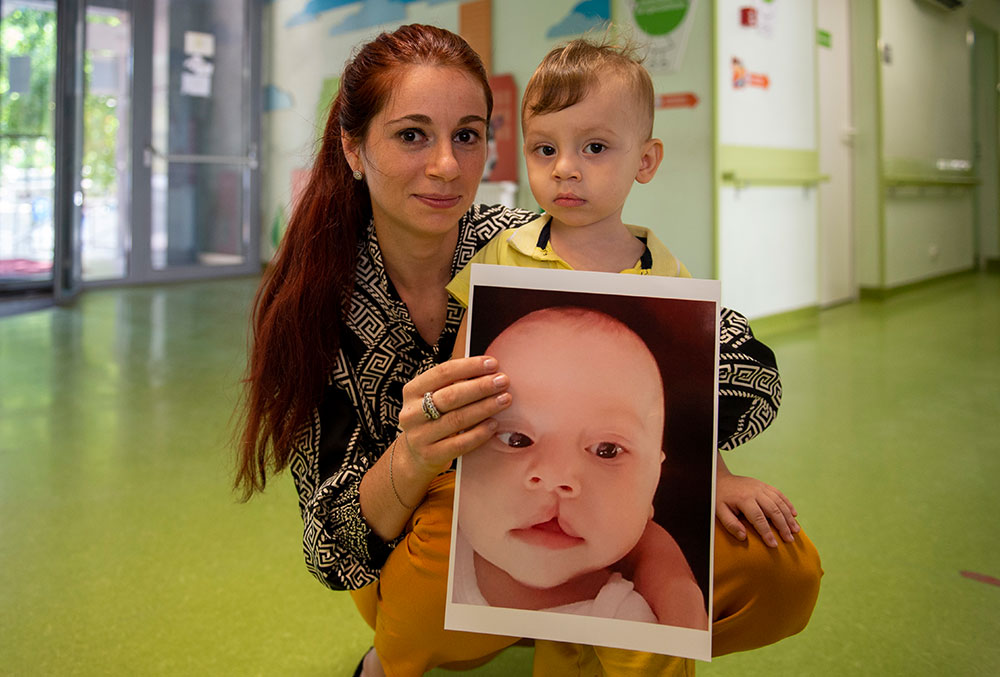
[138,0,259,280]
[1,0,259,303]
[0,0,58,291]
[81,0,130,282]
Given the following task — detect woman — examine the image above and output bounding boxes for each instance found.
[236,24,820,677]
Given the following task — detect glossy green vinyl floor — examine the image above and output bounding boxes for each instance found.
[1,274,998,676]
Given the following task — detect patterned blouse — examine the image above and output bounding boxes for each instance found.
[288,204,782,591]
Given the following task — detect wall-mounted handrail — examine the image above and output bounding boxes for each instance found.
[720,170,829,188]
[883,173,978,188]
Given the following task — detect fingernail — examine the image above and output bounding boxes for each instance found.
[487,419,498,430]
[483,357,498,370]
[492,374,509,388]
[496,392,512,406]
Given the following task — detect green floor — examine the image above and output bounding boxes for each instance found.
[1,273,998,676]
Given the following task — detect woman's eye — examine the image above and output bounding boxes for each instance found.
[398,129,423,143]
[586,143,606,154]
[454,128,480,144]
[497,431,534,448]
[587,441,623,459]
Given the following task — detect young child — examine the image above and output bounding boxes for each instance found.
[447,35,803,673]
[453,306,707,629]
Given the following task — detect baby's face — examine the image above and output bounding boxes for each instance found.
[459,317,665,589]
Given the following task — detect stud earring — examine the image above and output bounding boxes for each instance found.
[353,169,363,181]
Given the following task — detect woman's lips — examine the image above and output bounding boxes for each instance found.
[510,517,583,549]
[414,193,462,209]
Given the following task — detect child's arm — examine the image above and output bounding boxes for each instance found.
[716,452,799,547]
[618,521,709,630]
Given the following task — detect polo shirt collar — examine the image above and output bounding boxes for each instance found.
[508,214,653,271]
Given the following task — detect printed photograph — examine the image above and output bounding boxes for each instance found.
[446,265,720,661]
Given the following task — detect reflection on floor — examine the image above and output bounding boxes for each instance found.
[1,274,998,676]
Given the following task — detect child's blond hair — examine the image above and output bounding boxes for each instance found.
[521,35,654,139]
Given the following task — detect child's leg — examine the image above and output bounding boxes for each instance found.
[712,519,822,656]
[361,473,519,676]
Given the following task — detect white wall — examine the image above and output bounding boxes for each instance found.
[716,0,819,318]
[878,0,976,287]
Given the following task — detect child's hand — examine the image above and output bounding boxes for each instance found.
[716,454,799,548]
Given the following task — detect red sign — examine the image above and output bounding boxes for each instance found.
[484,73,518,182]
[740,7,757,27]
[656,92,700,109]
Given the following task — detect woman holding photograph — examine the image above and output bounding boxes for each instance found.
[234,23,820,677]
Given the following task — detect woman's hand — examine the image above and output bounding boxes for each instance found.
[716,453,799,548]
[397,355,512,478]
[360,354,512,541]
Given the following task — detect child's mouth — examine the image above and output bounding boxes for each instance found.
[510,517,584,549]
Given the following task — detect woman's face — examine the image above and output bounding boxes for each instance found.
[345,65,489,240]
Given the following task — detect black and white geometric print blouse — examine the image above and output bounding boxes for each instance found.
[289,204,782,591]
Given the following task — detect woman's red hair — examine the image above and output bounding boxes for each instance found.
[235,24,492,500]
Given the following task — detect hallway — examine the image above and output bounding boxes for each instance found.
[1,273,998,675]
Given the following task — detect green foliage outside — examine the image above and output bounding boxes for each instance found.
[1,7,122,195]
[0,7,55,173]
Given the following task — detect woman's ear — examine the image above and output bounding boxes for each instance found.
[341,131,361,174]
[635,138,664,185]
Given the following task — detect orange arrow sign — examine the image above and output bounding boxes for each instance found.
[656,92,700,109]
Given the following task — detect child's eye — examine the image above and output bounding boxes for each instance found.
[497,431,534,448]
[585,143,606,154]
[398,128,426,143]
[454,128,481,144]
[535,144,556,157]
[586,441,623,459]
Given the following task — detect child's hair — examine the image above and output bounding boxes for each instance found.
[521,34,654,139]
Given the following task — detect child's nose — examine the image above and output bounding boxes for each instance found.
[552,154,581,181]
[525,447,580,496]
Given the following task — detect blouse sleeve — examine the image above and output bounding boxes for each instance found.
[716,307,783,451]
[289,386,400,591]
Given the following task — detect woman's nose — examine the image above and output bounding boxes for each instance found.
[426,141,460,181]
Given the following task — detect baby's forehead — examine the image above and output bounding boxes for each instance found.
[491,313,664,394]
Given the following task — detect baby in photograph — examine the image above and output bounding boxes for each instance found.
[453,305,707,628]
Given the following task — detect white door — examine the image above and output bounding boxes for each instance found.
[817,0,854,305]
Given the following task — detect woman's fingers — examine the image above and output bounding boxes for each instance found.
[403,356,499,400]
[427,371,509,418]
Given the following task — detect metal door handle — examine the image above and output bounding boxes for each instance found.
[143,144,258,169]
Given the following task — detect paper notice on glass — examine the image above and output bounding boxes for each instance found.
[184,31,215,57]
[181,72,212,98]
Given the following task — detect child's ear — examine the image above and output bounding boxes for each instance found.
[635,138,664,184]
[659,449,666,464]
[341,130,362,175]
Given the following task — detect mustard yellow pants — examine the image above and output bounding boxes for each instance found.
[351,474,822,676]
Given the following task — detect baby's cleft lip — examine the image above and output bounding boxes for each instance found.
[510,517,584,549]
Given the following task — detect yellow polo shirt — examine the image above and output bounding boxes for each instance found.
[446,214,691,306]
